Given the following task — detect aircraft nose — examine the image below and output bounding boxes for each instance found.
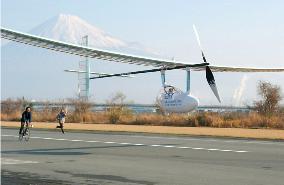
[184,95,199,112]
[190,96,199,109]
[192,96,199,107]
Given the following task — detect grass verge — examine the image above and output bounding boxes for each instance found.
[2,121,284,140]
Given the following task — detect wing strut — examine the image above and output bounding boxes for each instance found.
[89,63,209,79]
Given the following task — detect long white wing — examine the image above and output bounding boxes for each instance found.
[1,27,284,72]
[1,27,187,67]
[196,66,284,72]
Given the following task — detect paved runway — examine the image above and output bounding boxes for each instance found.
[1,127,284,185]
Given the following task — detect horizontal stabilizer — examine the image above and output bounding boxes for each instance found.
[64,70,134,78]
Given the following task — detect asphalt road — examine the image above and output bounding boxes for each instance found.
[1,127,284,185]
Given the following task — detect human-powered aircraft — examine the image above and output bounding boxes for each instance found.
[1,26,284,113]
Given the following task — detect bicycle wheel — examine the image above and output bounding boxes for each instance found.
[24,128,30,141]
[18,132,23,141]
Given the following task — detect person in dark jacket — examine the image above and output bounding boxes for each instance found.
[19,107,32,134]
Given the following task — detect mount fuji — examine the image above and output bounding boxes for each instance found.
[29,14,157,55]
[32,14,126,48]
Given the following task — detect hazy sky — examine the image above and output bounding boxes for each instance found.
[1,0,284,105]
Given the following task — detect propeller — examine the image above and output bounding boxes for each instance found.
[193,25,221,103]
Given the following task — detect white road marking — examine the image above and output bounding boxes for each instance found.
[54,138,67,141]
[2,158,39,165]
[2,135,249,153]
[71,139,83,142]
[220,149,233,152]
[178,146,191,149]
[31,136,41,139]
[150,144,162,147]
[234,151,248,153]
[244,141,276,145]
[129,135,284,146]
[86,140,100,143]
[2,135,17,137]
[224,140,239,143]
[207,149,219,151]
[163,145,175,148]
[192,148,205,150]
[104,141,116,144]
[118,142,131,145]
[133,143,145,146]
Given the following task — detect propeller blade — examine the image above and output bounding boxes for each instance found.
[193,25,221,103]
[193,25,207,63]
[206,66,221,103]
[193,24,203,50]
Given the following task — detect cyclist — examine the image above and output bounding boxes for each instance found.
[19,107,32,135]
[56,108,67,134]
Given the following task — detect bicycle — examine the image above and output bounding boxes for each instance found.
[19,122,30,141]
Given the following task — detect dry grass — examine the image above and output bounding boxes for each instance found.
[121,112,283,129]
[2,111,284,129]
[1,99,283,129]
[2,121,284,140]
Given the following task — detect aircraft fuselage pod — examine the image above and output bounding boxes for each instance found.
[157,85,199,113]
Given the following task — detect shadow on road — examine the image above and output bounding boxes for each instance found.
[2,145,132,156]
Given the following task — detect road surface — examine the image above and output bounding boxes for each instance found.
[2,128,284,185]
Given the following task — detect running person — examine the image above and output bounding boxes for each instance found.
[56,108,66,134]
[19,107,32,135]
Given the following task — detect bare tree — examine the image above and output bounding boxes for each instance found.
[1,97,31,114]
[106,92,128,124]
[68,98,92,122]
[254,81,282,116]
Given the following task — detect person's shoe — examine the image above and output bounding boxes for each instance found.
[56,126,61,128]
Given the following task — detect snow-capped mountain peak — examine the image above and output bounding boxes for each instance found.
[31,14,127,49]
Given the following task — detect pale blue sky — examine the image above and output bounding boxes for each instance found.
[2,0,284,64]
[1,0,284,104]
